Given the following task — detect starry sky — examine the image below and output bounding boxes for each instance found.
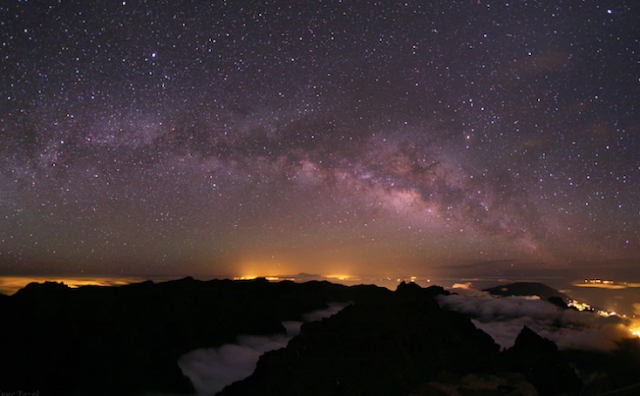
[1,0,639,280]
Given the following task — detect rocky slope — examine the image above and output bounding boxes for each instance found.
[219,282,583,396]
[0,277,390,395]
[3,278,638,396]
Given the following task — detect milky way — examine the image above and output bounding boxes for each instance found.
[1,1,639,278]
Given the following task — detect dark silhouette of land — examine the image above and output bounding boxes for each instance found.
[218,282,582,396]
[1,278,639,395]
[484,281,570,302]
[0,277,390,395]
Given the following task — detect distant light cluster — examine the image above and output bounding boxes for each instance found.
[584,279,615,285]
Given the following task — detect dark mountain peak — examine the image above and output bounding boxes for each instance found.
[13,280,71,299]
[26,280,69,290]
[219,282,498,396]
[0,277,393,395]
[511,325,558,355]
[505,326,582,396]
[424,284,450,297]
[395,281,449,298]
[395,280,422,294]
[484,282,569,302]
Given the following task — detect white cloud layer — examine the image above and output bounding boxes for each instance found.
[437,292,633,351]
[177,303,348,395]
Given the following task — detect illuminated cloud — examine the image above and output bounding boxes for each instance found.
[178,303,348,395]
[178,333,292,396]
[437,293,633,351]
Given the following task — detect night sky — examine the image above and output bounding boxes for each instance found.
[1,0,639,280]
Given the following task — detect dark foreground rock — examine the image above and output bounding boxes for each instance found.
[219,282,501,396]
[503,326,582,396]
[217,281,593,396]
[0,277,391,395]
[564,337,640,395]
[8,278,637,396]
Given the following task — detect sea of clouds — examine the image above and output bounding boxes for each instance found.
[150,285,640,396]
[437,284,637,351]
[177,303,348,395]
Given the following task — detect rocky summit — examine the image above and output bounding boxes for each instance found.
[218,281,585,396]
[219,281,502,396]
[2,278,639,395]
[0,277,389,395]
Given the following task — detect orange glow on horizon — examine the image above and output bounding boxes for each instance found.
[233,276,258,280]
[0,276,153,296]
[232,276,296,281]
[324,274,354,281]
[573,281,640,290]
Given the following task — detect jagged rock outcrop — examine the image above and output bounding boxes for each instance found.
[218,282,499,396]
[6,278,620,396]
[503,326,582,396]
[0,277,391,395]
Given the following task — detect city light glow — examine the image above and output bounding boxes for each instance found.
[324,275,353,281]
